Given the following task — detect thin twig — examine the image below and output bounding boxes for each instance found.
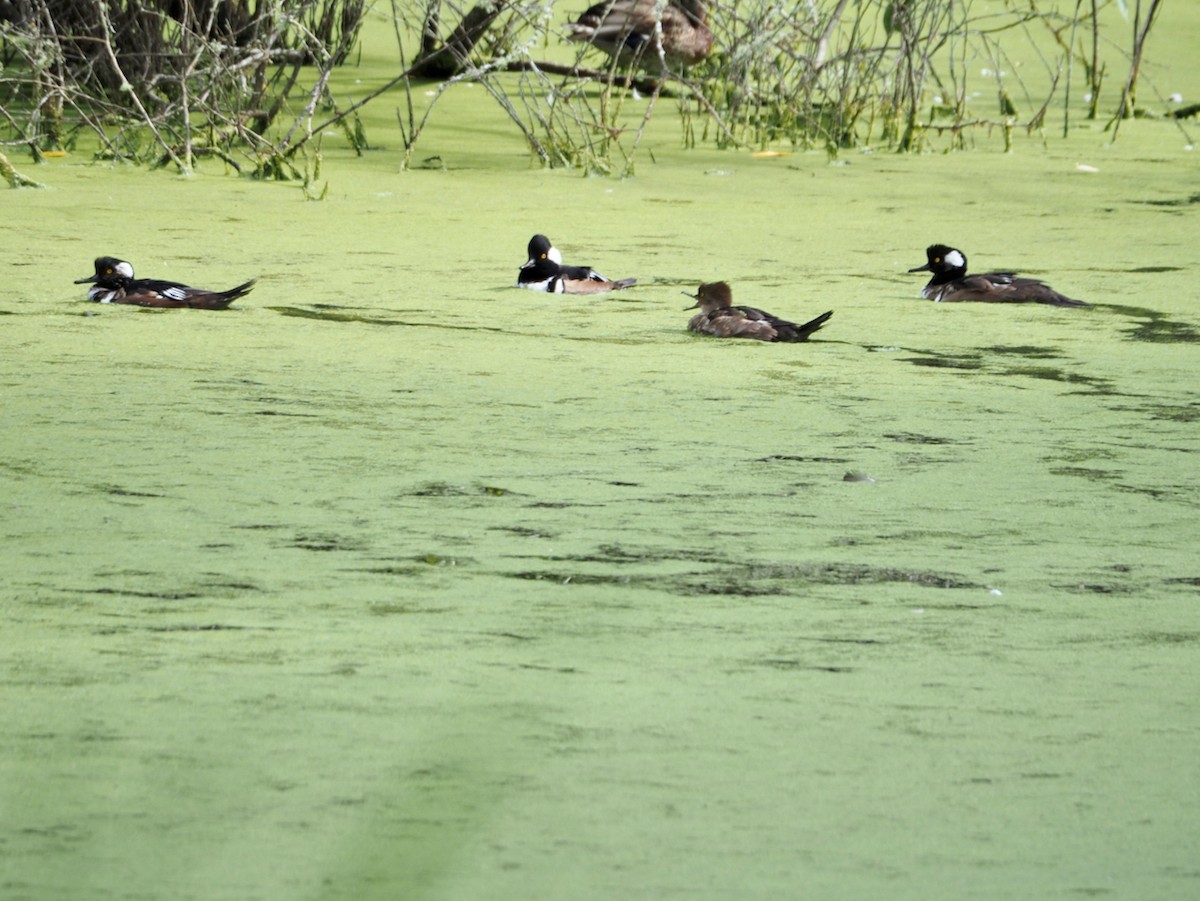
[94,0,189,172]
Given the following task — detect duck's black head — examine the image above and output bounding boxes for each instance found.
[909,245,967,279]
[525,234,554,261]
[75,256,134,286]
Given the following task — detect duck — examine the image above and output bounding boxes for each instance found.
[75,257,255,309]
[516,235,637,294]
[908,244,1089,307]
[683,282,832,341]
[565,0,714,69]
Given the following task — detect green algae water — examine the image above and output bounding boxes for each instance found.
[3,8,1200,900]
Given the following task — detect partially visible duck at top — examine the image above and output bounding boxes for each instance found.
[683,281,832,342]
[517,234,637,295]
[908,244,1089,307]
[74,257,255,309]
[566,0,714,69]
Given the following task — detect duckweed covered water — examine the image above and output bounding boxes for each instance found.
[3,8,1200,899]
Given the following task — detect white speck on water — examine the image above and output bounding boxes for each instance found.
[988,588,1003,597]
[1169,93,1183,103]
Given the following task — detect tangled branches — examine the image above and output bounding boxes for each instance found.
[0,0,1179,182]
[0,0,366,175]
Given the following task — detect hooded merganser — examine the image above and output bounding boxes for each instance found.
[566,0,714,68]
[683,282,832,342]
[75,257,255,309]
[908,244,1089,307]
[516,234,637,295]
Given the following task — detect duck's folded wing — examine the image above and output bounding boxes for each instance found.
[560,263,608,282]
[961,274,1014,295]
[732,305,772,321]
[137,279,195,302]
[570,0,656,40]
[710,309,777,340]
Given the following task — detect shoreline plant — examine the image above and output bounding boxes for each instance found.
[0,0,1186,183]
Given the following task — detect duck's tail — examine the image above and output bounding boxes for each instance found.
[1046,294,1089,308]
[213,279,257,307]
[777,309,833,342]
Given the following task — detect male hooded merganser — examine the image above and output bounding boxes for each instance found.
[517,234,637,295]
[908,244,1089,307]
[683,282,832,341]
[75,257,255,309]
[566,0,714,68]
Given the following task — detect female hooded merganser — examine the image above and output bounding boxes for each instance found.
[517,234,637,295]
[908,244,1089,307]
[683,282,832,341]
[75,257,255,309]
[566,0,714,69]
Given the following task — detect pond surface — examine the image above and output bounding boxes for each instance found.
[2,8,1200,899]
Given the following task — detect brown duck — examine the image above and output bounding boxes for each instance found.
[566,0,714,68]
[684,282,832,342]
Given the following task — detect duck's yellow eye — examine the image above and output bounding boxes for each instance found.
[933,257,941,264]
[104,268,113,274]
